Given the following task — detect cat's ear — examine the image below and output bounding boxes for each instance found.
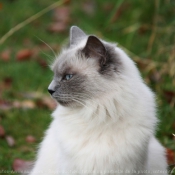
[70,26,86,46]
[82,36,106,65]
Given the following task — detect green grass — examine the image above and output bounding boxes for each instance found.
[0,0,175,173]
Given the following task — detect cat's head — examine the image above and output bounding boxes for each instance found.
[48,26,140,108]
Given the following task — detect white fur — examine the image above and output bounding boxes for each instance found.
[30,38,167,175]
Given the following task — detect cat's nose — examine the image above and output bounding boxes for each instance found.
[48,89,55,95]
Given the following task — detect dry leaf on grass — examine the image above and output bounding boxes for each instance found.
[149,70,161,83]
[0,125,5,137]
[36,96,57,110]
[16,49,33,61]
[20,91,43,99]
[48,6,70,33]
[0,3,2,10]
[12,158,33,172]
[37,58,48,69]
[13,100,36,109]
[3,77,13,88]
[166,148,175,165]
[26,135,36,143]
[53,6,70,23]
[0,100,12,110]
[163,90,175,104]
[48,22,67,33]
[6,135,15,147]
[82,1,95,16]
[0,49,11,61]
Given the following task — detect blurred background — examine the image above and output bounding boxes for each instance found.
[0,0,175,174]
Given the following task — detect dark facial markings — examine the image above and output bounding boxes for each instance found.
[50,34,122,107]
[52,71,89,107]
[99,44,121,77]
[80,40,122,78]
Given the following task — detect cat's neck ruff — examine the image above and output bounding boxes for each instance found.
[52,86,157,133]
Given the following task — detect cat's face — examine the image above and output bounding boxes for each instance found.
[48,26,122,107]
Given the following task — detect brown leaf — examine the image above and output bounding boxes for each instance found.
[0,3,2,10]
[21,100,36,109]
[82,1,95,16]
[163,90,175,104]
[0,100,12,111]
[149,70,161,83]
[13,100,36,109]
[16,49,33,61]
[53,6,70,23]
[166,148,175,165]
[0,125,5,137]
[12,158,32,172]
[138,25,148,35]
[26,135,36,143]
[103,2,113,12]
[36,96,57,110]
[3,77,13,88]
[20,91,43,99]
[0,49,11,61]
[48,22,67,33]
[37,58,47,69]
[6,135,15,147]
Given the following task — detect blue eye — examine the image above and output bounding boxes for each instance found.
[64,74,73,80]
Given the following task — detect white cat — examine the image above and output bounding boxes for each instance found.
[30,26,168,175]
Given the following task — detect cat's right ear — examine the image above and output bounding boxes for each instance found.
[69,26,86,46]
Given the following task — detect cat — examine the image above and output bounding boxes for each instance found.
[29,26,168,175]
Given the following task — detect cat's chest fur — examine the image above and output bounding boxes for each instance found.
[51,106,148,173]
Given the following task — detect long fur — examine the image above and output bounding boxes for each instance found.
[30,28,167,175]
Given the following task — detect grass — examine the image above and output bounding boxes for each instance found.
[0,0,175,173]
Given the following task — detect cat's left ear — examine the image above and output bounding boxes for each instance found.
[82,36,106,65]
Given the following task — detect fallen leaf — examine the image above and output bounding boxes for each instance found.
[13,100,36,109]
[12,158,32,172]
[20,91,43,99]
[53,6,70,23]
[48,6,70,33]
[16,49,33,61]
[103,2,113,12]
[48,22,67,33]
[26,135,36,143]
[21,100,36,109]
[23,38,32,46]
[37,58,48,69]
[82,0,95,16]
[163,90,175,104]
[135,59,149,70]
[0,49,11,61]
[166,148,175,165]
[36,96,57,110]
[0,3,2,10]
[149,70,161,83]
[0,100,12,111]
[3,77,13,88]
[6,135,15,147]
[0,125,5,137]
[138,25,148,35]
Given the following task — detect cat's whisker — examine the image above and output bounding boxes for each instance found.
[35,36,57,59]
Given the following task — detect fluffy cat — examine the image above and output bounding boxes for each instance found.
[30,26,167,175]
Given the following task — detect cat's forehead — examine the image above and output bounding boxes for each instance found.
[51,47,98,76]
[52,49,76,74]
